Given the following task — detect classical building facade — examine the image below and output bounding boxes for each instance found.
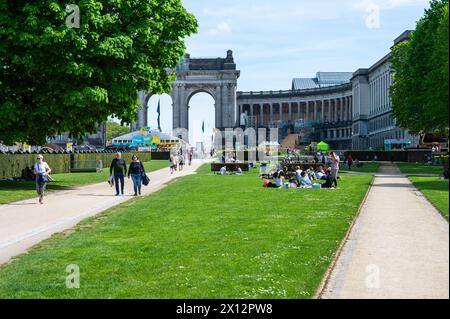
[352,31,417,149]
[236,31,417,150]
[237,74,354,149]
[131,30,417,150]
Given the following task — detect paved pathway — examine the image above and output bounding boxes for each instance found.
[321,163,449,299]
[0,161,204,265]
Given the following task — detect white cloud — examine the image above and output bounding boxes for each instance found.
[353,0,429,11]
[207,22,232,36]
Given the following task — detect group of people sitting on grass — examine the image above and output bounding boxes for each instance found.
[263,152,341,189]
[263,165,338,189]
[219,165,243,176]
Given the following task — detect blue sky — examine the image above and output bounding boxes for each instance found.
[148,0,430,144]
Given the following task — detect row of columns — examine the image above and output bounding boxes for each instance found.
[370,71,392,115]
[322,128,353,140]
[239,96,352,127]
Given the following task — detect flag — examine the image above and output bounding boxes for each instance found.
[157,98,161,132]
[202,120,205,134]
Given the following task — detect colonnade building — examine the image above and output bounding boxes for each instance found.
[236,31,417,150]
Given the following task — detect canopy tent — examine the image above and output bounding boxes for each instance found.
[317,141,330,151]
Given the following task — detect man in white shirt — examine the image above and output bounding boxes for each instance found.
[220,166,227,175]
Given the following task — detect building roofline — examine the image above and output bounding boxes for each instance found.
[393,30,413,46]
[237,82,352,99]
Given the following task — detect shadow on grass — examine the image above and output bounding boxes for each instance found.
[0,180,77,192]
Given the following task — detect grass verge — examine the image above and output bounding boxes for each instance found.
[397,163,444,175]
[409,176,449,219]
[340,162,380,173]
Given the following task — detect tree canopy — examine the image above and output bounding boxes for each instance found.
[390,0,449,139]
[0,0,198,145]
[106,120,130,143]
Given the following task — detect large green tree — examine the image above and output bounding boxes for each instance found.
[391,0,449,142]
[0,0,197,145]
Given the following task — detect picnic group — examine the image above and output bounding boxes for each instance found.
[262,152,342,189]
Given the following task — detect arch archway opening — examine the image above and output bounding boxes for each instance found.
[147,93,173,134]
[188,91,215,150]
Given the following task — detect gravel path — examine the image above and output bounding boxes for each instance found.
[321,163,449,299]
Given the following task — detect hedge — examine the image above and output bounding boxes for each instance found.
[0,152,152,179]
[0,154,71,179]
[72,153,152,170]
[151,151,171,160]
[344,151,409,162]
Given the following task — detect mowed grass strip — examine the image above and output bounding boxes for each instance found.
[396,163,445,175]
[0,161,168,204]
[340,162,380,173]
[0,166,373,299]
[409,176,449,219]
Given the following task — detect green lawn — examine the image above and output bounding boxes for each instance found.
[340,162,380,173]
[396,163,445,175]
[0,166,372,299]
[0,161,168,205]
[409,176,449,219]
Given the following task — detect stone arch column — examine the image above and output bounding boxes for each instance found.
[133,91,151,131]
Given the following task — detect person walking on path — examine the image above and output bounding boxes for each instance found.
[33,155,52,204]
[110,152,127,196]
[188,151,193,166]
[169,156,175,174]
[128,155,145,196]
[179,155,185,171]
[329,151,340,182]
[347,154,354,171]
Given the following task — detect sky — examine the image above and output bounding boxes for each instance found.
[147,0,431,144]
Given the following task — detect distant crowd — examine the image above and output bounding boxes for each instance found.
[169,151,193,174]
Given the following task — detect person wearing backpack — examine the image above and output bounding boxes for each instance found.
[128,155,145,196]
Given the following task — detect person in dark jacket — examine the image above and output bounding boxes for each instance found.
[322,168,338,189]
[128,155,145,196]
[110,152,127,196]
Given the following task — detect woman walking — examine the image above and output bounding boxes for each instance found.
[128,155,145,196]
[34,154,52,204]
